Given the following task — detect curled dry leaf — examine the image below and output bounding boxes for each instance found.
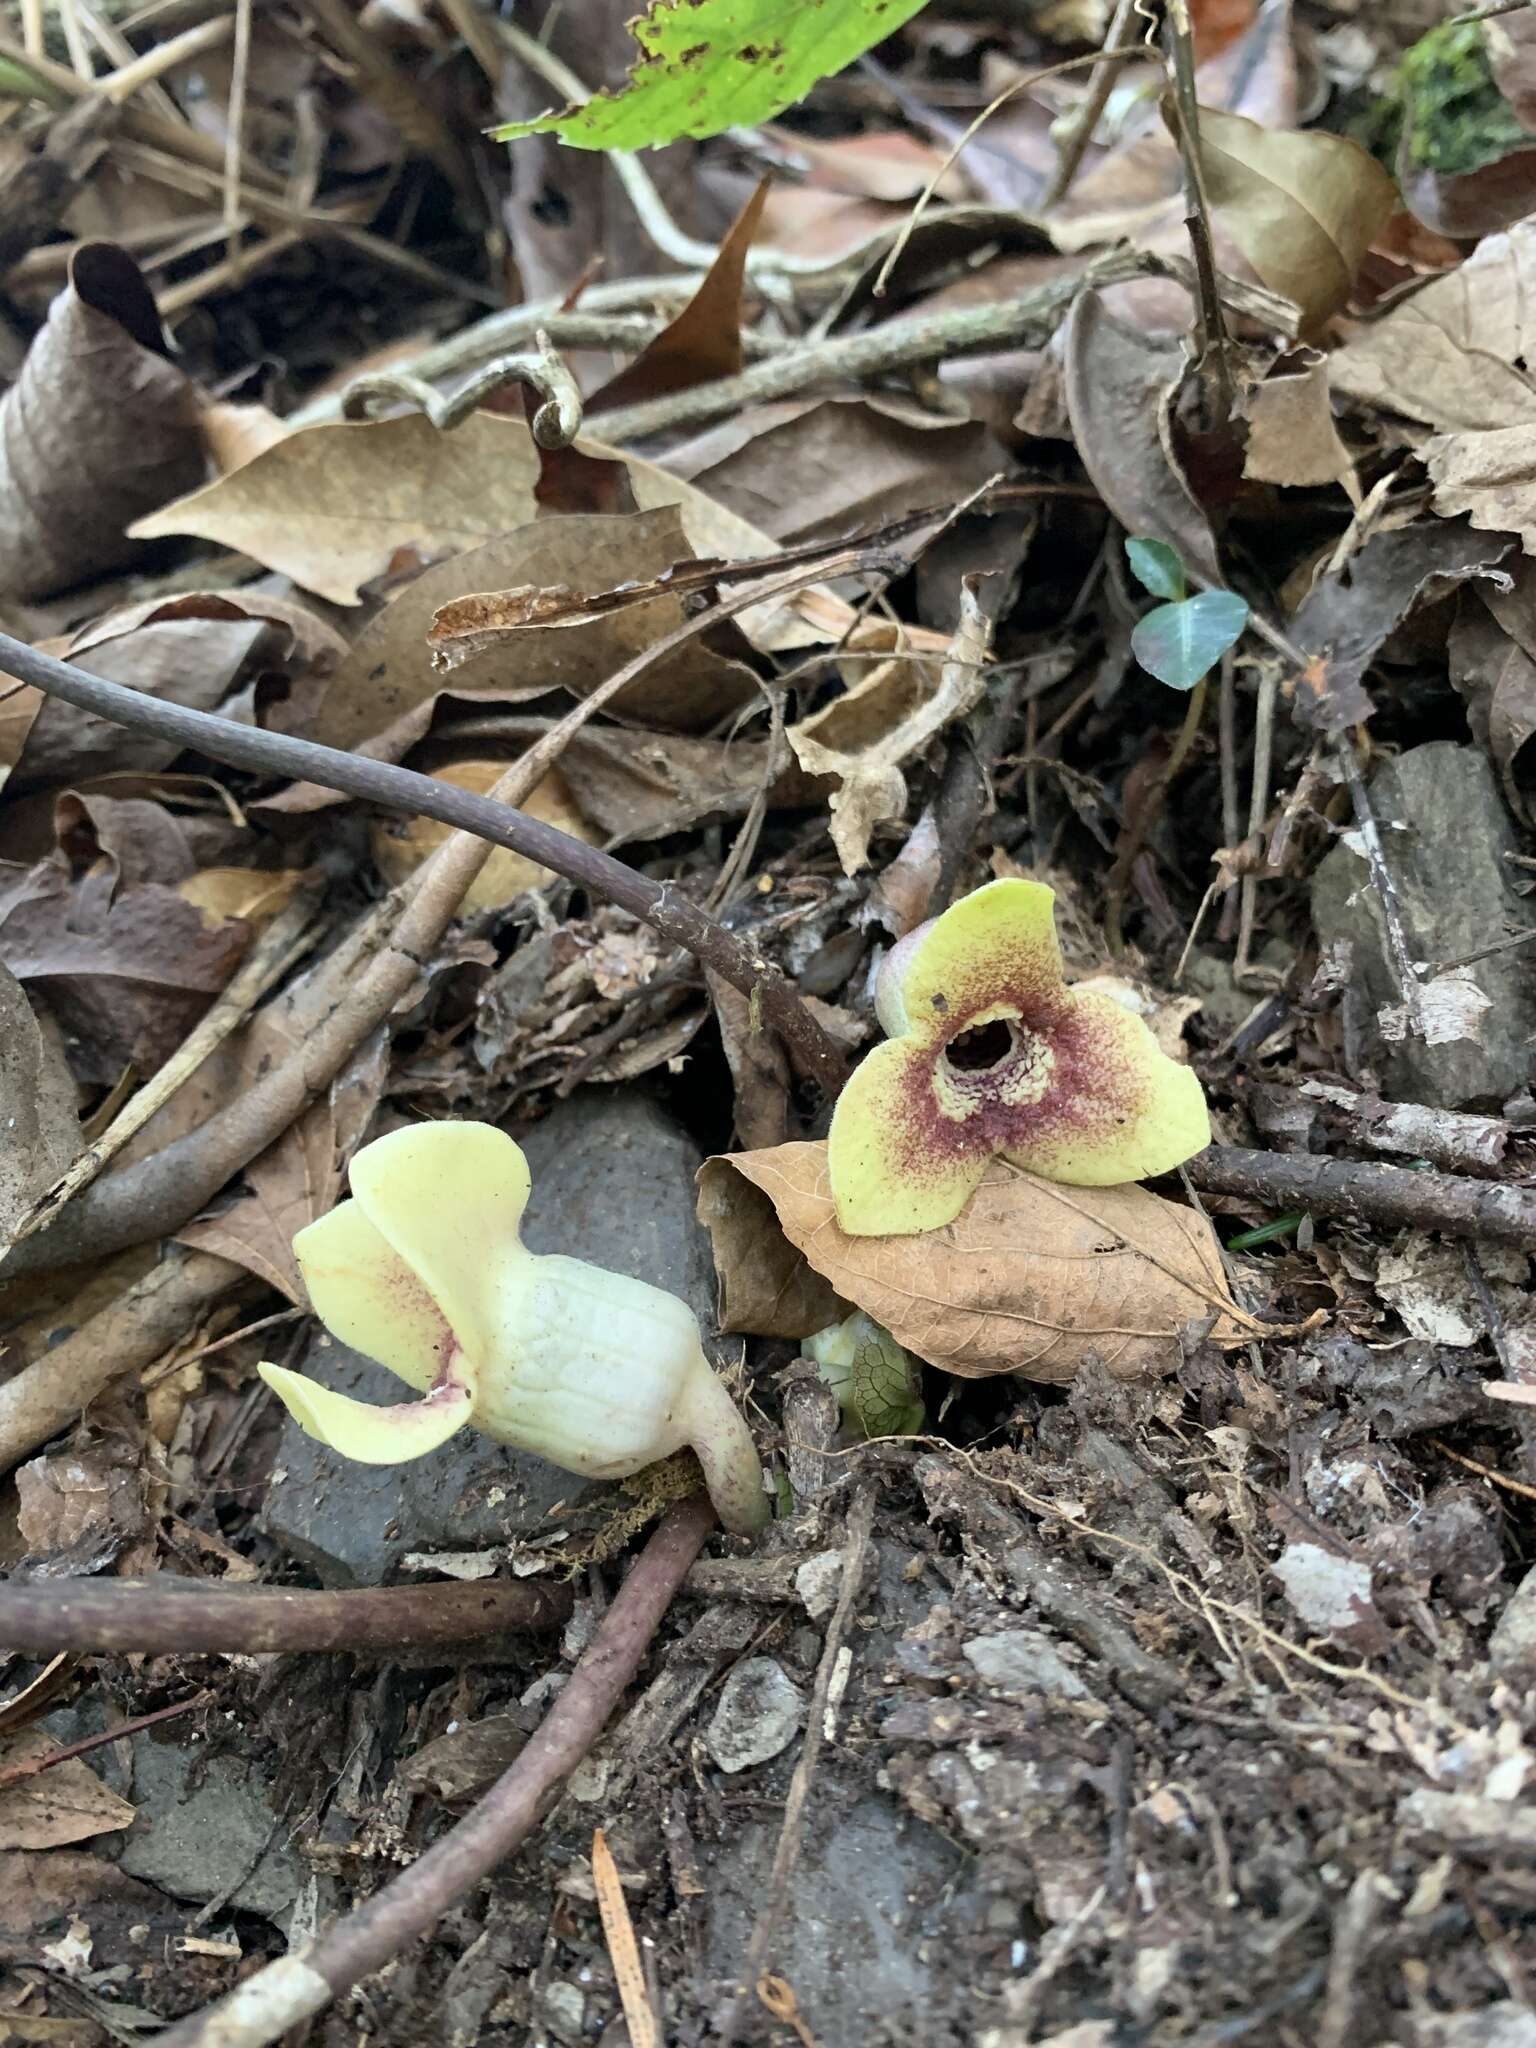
[1193,104,1398,330]
[698,1142,1239,1385]
[787,579,993,874]
[1289,521,1514,734]
[1241,349,1357,499]
[1062,293,1219,586]
[1331,220,1536,435]
[0,243,205,601]
[1450,558,1536,821]
[129,411,831,650]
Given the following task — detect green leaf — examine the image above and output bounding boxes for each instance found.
[491,0,931,152]
[1131,589,1249,691]
[1124,536,1187,602]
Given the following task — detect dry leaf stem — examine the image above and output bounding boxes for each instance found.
[1187,1144,1536,1250]
[1161,0,1234,417]
[1039,0,1145,210]
[156,1495,716,2048]
[0,1575,571,1657]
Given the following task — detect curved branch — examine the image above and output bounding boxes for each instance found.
[155,1494,716,2048]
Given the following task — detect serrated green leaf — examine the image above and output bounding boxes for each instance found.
[1131,589,1249,691]
[1125,536,1187,602]
[491,0,931,152]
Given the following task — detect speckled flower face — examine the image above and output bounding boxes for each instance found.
[827,879,1211,1236]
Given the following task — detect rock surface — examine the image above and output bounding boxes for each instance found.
[705,1657,805,1773]
[1311,743,1536,1107]
[115,1737,304,1923]
[264,1088,717,1584]
[1489,1565,1536,1678]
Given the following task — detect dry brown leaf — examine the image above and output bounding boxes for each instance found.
[1423,426,1536,558]
[0,243,205,601]
[370,761,596,908]
[708,970,791,1150]
[0,961,82,1241]
[15,1442,146,1572]
[661,395,1007,549]
[587,179,768,414]
[762,126,972,203]
[129,411,828,650]
[199,398,289,473]
[701,1142,1239,1384]
[1241,349,1358,498]
[1194,105,1397,329]
[1062,292,1219,584]
[177,868,309,927]
[787,581,992,873]
[0,678,41,797]
[0,1729,135,1849]
[7,590,346,789]
[1331,222,1536,434]
[309,508,759,749]
[1289,522,1514,734]
[695,1153,844,1341]
[178,1030,387,1300]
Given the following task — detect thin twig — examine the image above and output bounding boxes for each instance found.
[1216,643,1240,942]
[1039,0,1145,209]
[155,1495,716,2048]
[1161,0,1233,418]
[717,1485,876,2048]
[594,253,1147,442]
[1334,737,1427,1031]
[1185,1144,1536,1250]
[0,1692,212,1789]
[222,0,251,267]
[0,1575,570,1656]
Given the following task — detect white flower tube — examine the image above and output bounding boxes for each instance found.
[259,1121,767,1535]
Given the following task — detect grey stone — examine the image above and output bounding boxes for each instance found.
[703,1794,964,2043]
[1489,1566,1536,1678]
[116,1737,303,1923]
[1311,743,1536,1107]
[963,1627,1092,1701]
[264,1088,716,1586]
[1413,2005,1536,2048]
[706,1657,805,1773]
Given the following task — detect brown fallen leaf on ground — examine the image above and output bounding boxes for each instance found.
[1330,220,1536,434]
[15,1441,147,1574]
[0,962,82,1241]
[0,1729,135,1850]
[660,394,1007,548]
[1289,521,1514,733]
[7,589,346,788]
[1241,349,1358,499]
[129,411,829,650]
[586,178,769,414]
[305,508,759,752]
[0,243,205,601]
[699,1142,1239,1384]
[1193,105,1397,330]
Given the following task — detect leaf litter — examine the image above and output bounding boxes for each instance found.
[2,4,1536,2044]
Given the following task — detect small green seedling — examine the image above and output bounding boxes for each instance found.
[1125,537,1249,692]
[260,1121,767,1535]
[826,879,1211,1237]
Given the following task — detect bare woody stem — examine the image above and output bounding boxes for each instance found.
[0,1576,572,1656]
[1186,1144,1536,1250]
[156,1494,716,2048]
[0,615,851,1097]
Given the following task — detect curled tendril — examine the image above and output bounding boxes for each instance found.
[340,329,583,448]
